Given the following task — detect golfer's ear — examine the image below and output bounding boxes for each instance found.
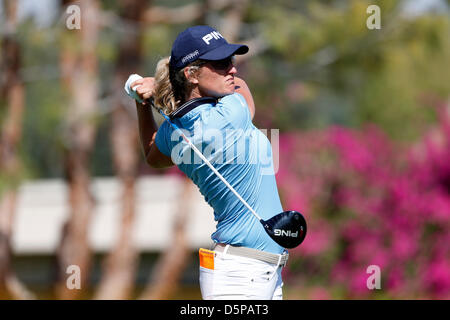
[184,67,199,85]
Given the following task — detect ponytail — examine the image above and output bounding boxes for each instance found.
[153,56,204,115]
[153,57,178,115]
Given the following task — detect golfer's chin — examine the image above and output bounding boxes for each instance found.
[211,86,236,98]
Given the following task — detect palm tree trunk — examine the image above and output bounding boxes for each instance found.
[94,0,145,300]
[55,0,100,300]
[0,0,35,300]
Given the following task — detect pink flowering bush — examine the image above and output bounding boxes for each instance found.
[277,108,450,299]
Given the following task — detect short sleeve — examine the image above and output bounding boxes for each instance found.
[216,93,250,129]
[154,121,171,157]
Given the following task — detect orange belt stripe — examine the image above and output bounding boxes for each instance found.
[199,248,215,270]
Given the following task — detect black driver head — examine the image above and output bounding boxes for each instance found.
[261,210,307,249]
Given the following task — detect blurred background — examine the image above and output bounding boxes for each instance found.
[0,0,449,300]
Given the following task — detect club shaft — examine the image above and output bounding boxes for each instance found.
[158,109,263,222]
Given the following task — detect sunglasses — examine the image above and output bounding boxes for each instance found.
[205,56,236,71]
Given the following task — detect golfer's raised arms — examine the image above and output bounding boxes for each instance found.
[130,75,254,169]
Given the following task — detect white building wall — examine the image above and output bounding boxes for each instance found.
[12,176,217,254]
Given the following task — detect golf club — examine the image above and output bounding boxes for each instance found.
[126,75,307,248]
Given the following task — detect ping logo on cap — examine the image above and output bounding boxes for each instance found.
[202,31,224,45]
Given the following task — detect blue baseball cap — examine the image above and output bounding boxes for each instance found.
[169,25,249,70]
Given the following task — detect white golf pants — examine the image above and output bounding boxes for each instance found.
[199,246,284,300]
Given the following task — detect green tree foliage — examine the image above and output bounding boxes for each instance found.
[247,0,449,140]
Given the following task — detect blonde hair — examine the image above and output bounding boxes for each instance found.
[153,57,205,115]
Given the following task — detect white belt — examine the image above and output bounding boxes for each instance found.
[213,243,289,267]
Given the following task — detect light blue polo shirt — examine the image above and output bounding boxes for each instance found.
[155,93,284,254]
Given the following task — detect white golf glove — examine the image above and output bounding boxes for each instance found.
[124,74,144,103]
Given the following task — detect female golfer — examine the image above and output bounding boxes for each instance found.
[127,25,288,300]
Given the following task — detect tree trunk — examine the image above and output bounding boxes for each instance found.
[55,0,100,300]
[0,0,35,300]
[139,176,195,300]
[94,0,145,300]
[218,0,249,42]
